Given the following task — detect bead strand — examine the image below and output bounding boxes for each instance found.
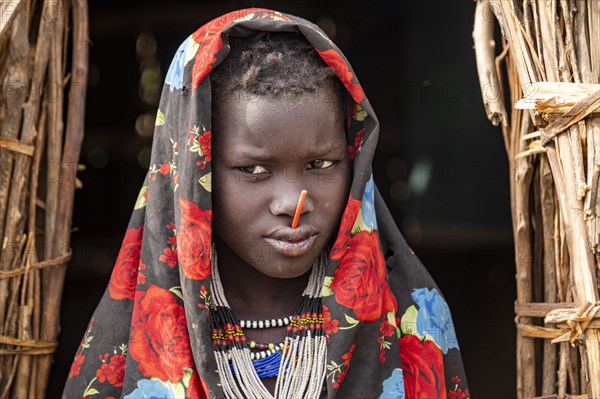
[250,342,286,360]
[248,340,282,351]
[240,316,293,329]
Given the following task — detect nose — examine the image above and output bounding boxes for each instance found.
[269,188,314,219]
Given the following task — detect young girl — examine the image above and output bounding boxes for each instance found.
[64,8,469,399]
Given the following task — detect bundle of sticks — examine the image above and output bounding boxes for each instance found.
[0,0,87,397]
[473,0,599,398]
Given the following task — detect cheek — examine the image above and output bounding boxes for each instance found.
[318,163,352,225]
[333,159,352,202]
[212,181,266,240]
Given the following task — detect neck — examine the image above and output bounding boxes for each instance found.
[214,237,311,321]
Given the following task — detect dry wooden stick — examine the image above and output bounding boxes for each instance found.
[0,0,29,342]
[473,0,508,127]
[540,156,558,395]
[13,101,46,398]
[36,0,88,394]
[515,113,536,399]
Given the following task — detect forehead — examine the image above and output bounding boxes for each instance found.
[214,89,347,155]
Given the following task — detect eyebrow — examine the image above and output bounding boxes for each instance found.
[228,145,346,163]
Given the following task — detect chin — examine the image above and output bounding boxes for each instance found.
[254,248,320,279]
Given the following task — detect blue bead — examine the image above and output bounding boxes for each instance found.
[228,351,286,379]
[253,351,283,378]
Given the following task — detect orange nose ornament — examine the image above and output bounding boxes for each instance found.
[291,190,307,229]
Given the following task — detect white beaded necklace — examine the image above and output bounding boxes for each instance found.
[209,244,327,399]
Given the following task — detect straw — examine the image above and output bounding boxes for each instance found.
[474,0,600,397]
[291,190,308,229]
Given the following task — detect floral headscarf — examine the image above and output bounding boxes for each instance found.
[63,8,469,399]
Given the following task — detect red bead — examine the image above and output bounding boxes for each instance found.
[225,323,232,330]
[234,336,240,343]
[213,339,221,345]
[286,325,293,333]
[212,328,219,334]
[293,327,299,333]
[259,344,265,350]
[309,324,316,330]
[227,334,233,341]
[241,336,247,343]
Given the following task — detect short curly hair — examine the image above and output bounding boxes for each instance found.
[211,31,348,116]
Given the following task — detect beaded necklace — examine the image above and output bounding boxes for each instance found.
[209,244,327,399]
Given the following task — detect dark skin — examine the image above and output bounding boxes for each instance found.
[212,87,351,394]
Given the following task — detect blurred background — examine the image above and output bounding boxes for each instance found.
[48,1,515,397]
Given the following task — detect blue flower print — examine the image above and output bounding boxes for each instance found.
[379,368,405,399]
[411,287,459,354]
[124,379,173,399]
[165,35,192,91]
[360,174,377,229]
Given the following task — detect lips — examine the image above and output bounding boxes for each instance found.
[264,226,319,257]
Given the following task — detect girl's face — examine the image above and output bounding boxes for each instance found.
[213,89,351,279]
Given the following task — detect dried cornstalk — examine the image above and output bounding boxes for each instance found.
[0,0,88,397]
[474,0,600,398]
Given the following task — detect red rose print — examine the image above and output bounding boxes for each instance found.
[192,49,218,92]
[191,9,262,91]
[186,370,209,399]
[378,336,387,362]
[178,197,212,280]
[159,163,171,175]
[109,225,144,300]
[198,285,209,309]
[341,344,355,366]
[380,319,395,337]
[159,247,178,267]
[96,354,126,387]
[449,376,470,399]
[348,128,365,160]
[130,285,195,382]
[332,344,355,389]
[400,335,447,399]
[195,130,212,171]
[138,261,147,285]
[68,353,85,378]
[331,230,397,321]
[449,388,470,399]
[198,131,211,162]
[317,49,365,103]
[330,195,362,260]
[323,305,339,335]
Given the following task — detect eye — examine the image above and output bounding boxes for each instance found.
[308,160,334,169]
[239,165,270,174]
